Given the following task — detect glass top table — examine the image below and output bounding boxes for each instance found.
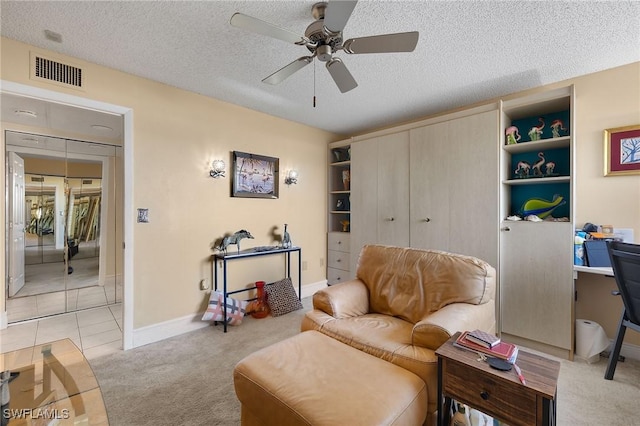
[1,338,108,425]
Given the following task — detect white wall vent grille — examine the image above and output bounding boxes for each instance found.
[30,52,84,90]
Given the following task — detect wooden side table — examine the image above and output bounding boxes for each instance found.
[436,332,560,426]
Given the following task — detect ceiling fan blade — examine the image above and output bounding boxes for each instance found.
[230,13,306,45]
[326,58,358,93]
[324,1,358,33]
[343,31,419,54]
[262,57,313,85]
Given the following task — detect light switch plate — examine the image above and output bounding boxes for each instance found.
[137,208,149,223]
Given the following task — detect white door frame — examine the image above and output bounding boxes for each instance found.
[1,80,134,350]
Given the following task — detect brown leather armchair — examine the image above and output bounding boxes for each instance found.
[301,244,496,425]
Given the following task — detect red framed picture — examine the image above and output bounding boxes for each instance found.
[604,124,640,176]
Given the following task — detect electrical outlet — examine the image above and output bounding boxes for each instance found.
[302,261,308,271]
[200,279,209,290]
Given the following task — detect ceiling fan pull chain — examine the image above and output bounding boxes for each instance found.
[313,60,317,108]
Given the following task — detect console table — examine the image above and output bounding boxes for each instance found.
[212,246,302,332]
[436,332,560,426]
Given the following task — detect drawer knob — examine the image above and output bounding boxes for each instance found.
[337,241,342,244]
[385,217,395,222]
[336,259,341,262]
[501,226,511,232]
[423,218,431,222]
[480,391,489,400]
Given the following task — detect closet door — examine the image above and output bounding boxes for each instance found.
[409,121,450,251]
[447,110,499,268]
[350,132,410,274]
[377,132,410,247]
[350,138,378,273]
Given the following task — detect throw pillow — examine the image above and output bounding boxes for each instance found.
[265,277,303,317]
[202,290,247,325]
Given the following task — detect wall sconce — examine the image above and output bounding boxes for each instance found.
[210,160,226,178]
[285,170,298,185]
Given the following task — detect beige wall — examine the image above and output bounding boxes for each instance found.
[1,37,338,329]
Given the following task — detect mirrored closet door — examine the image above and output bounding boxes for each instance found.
[5,131,122,323]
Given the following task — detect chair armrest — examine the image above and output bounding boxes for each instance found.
[412,302,496,350]
[312,279,370,319]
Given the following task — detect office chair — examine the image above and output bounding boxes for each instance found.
[604,241,640,380]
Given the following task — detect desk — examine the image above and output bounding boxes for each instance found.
[212,246,302,332]
[1,339,107,425]
[573,265,613,278]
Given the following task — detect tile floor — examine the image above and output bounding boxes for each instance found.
[0,303,122,360]
[7,282,122,323]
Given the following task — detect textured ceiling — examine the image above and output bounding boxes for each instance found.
[1,1,639,136]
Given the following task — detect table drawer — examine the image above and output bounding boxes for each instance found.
[327,232,350,253]
[443,360,536,426]
[327,267,351,285]
[328,250,350,271]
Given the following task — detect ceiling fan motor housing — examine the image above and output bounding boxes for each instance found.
[305,4,343,60]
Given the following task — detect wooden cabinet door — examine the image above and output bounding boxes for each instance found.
[350,138,378,273]
[447,110,499,268]
[351,133,409,273]
[409,121,450,251]
[500,221,573,350]
[377,132,410,247]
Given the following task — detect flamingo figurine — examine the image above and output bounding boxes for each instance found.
[532,152,546,177]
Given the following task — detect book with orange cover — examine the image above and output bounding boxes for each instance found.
[455,331,519,363]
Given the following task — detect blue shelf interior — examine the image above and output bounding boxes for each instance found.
[508,109,571,219]
[510,183,570,218]
[510,147,570,179]
[510,109,570,142]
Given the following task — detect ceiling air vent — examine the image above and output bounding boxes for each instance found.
[30,52,83,90]
[30,176,44,182]
[82,179,93,185]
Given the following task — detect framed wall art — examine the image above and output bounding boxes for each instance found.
[604,124,640,176]
[232,151,279,198]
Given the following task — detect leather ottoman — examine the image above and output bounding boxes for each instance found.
[233,330,427,425]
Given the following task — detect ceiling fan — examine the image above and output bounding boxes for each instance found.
[230,1,419,93]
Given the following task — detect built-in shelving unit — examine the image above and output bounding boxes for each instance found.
[327,139,351,285]
[499,86,576,359]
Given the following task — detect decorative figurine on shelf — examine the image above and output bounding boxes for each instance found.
[215,229,254,254]
[282,224,292,248]
[342,170,351,191]
[531,151,546,177]
[545,161,557,176]
[505,125,521,145]
[514,160,531,178]
[528,117,545,141]
[340,220,350,232]
[520,194,566,219]
[550,119,567,138]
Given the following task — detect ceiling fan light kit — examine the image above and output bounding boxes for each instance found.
[230,0,419,94]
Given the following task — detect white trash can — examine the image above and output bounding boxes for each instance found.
[575,319,610,363]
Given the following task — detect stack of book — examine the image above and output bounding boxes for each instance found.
[455,330,519,364]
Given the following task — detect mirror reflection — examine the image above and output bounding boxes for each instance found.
[5,131,121,323]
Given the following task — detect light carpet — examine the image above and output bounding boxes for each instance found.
[89,297,640,425]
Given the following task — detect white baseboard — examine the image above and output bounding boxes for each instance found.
[300,280,327,299]
[131,280,328,349]
[132,314,210,348]
[619,342,640,361]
